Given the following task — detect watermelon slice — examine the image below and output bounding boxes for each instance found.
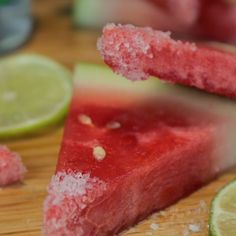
[0,145,26,186]
[74,0,199,32]
[98,24,236,99]
[43,63,236,236]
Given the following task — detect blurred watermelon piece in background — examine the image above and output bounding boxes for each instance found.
[73,0,236,44]
[73,0,199,32]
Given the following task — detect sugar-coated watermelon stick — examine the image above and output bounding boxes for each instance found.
[98,24,236,99]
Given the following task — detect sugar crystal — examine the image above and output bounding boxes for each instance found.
[188,223,201,233]
[150,223,159,231]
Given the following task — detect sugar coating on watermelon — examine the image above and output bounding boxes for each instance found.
[44,171,106,235]
[0,145,26,186]
[98,24,236,99]
[43,72,232,236]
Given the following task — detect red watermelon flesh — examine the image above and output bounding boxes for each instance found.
[43,64,236,236]
[98,24,236,99]
[197,0,236,44]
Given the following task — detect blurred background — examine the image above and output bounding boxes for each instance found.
[0,0,236,66]
[0,0,101,67]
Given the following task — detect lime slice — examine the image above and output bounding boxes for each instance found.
[209,180,236,236]
[0,54,72,138]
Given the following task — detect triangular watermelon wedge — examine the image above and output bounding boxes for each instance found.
[43,63,236,236]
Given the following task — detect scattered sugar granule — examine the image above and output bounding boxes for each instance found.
[0,145,26,186]
[93,146,106,161]
[188,223,201,233]
[145,232,153,236]
[193,200,208,214]
[128,228,137,233]
[183,228,190,236]
[106,121,121,130]
[199,200,208,212]
[150,223,159,231]
[159,210,167,217]
[78,114,93,126]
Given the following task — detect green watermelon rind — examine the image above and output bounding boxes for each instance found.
[74,62,166,94]
[73,0,107,28]
[74,63,236,111]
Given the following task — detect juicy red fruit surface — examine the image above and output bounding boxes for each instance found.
[57,91,217,182]
[45,87,223,236]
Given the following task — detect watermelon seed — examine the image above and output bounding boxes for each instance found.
[78,114,93,126]
[106,121,121,130]
[93,146,106,161]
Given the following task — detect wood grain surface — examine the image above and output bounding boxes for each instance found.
[1,1,236,235]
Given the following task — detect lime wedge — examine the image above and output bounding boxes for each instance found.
[209,180,236,236]
[0,54,72,138]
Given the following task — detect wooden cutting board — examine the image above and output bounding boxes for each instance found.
[1,1,236,235]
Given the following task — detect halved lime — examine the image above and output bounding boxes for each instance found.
[0,54,72,138]
[209,180,236,236]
